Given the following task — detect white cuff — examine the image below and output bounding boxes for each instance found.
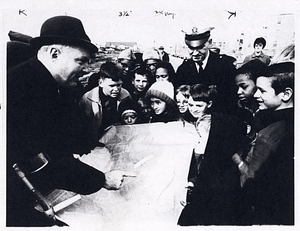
[238,161,244,169]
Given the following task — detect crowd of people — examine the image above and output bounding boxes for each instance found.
[6,15,294,227]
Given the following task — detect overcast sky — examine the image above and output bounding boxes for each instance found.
[1,0,297,49]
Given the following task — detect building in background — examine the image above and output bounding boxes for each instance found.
[168,12,294,67]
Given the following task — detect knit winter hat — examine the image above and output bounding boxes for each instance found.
[145,81,177,109]
[142,49,161,61]
[118,49,136,61]
[118,99,140,117]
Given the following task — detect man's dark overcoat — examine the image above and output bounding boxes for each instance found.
[176,51,237,113]
[7,57,105,226]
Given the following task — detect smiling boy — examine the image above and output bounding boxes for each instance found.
[242,62,294,225]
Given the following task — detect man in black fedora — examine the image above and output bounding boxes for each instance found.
[175,26,237,114]
[7,15,126,226]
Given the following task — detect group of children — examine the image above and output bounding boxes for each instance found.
[78,47,294,225]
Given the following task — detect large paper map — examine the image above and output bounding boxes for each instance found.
[56,121,199,230]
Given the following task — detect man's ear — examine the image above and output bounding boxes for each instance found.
[282,87,293,102]
[49,47,61,60]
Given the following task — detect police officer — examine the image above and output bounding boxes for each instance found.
[176,26,237,113]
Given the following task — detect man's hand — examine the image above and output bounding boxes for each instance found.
[103,170,136,190]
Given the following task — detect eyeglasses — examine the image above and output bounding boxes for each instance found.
[156,75,169,79]
[118,62,131,69]
[120,63,129,68]
[177,100,188,105]
[146,63,157,68]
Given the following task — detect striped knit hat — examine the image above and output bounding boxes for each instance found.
[145,81,177,109]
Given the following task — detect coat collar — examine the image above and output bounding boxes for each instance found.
[85,86,130,104]
[86,87,101,104]
[251,51,265,58]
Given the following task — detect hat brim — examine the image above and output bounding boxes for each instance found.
[185,38,209,48]
[30,36,98,54]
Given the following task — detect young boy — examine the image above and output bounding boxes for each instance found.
[79,61,131,149]
[129,67,150,103]
[241,62,294,225]
[117,48,137,91]
[231,60,268,169]
[143,48,161,85]
[118,98,140,125]
[235,59,267,115]
[178,84,247,226]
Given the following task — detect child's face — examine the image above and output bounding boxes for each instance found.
[145,59,158,76]
[122,112,138,125]
[254,43,263,53]
[254,77,283,111]
[155,67,169,82]
[176,92,188,113]
[99,78,122,98]
[150,97,166,115]
[132,74,148,92]
[235,74,257,102]
[188,97,210,118]
[119,59,134,76]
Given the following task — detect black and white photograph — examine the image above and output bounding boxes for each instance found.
[0,0,297,230]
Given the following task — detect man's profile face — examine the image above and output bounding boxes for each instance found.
[99,78,123,98]
[54,46,90,87]
[188,40,210,63]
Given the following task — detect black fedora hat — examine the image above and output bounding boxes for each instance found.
[30,15,98,54]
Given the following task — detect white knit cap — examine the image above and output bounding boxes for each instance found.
[118,49,136,60]
[142,49,161,61]
[145,81,177,109]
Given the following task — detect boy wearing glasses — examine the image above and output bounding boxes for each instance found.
[142,48,161,85]
[117,48,137,91]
